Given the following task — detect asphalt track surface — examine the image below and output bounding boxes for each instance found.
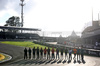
[0,43,100,66]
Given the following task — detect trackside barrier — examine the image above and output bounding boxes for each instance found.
[33,41,100,57]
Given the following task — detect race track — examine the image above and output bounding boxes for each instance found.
[0,43,100,66]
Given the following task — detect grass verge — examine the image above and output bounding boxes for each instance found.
[1,41,54,50]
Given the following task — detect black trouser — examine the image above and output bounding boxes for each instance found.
[69,54,72,60]
[65,53,67,60]
[73,53,76,60]
[24,53,27,59]
[44,53,46,59]
[47,53,50,59]
[40,53,43,59]
[37,53,39,59]
[29,53,31,59]
[56,53,59,59]
[33,53,35,58]
[77,53,80,61]
[61,53,63,60]
[81,54,84,61]
[52,53,55,59]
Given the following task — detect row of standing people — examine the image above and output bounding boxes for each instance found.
[24,46,84,61]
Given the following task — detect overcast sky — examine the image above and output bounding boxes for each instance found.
[0,0,100,33]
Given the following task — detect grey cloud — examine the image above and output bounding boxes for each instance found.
[0,0,35,15]
[0,0,9,11]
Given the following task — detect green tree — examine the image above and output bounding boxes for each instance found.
[4,16,21,32]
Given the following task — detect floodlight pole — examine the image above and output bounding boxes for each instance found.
[20,0,25,27]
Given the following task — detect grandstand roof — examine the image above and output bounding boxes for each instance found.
[0,26,41,31]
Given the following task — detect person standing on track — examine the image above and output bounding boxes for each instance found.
[28,47,31,59]
[81,46,84,61]
[32,47,36,59]
[73,47,77,60]
[61,48,63,60]
[65,47,68,60]
[77,47,80,61]
[52,47,55,59]
[56,47,59,59]
[69,48,72,60]
[44,47,47,59]
[24,47,27,59]
[36,47,39,59]
[47,47,50,59]
[40,47,43,59]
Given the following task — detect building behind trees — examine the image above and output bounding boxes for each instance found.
[81,20,100,48]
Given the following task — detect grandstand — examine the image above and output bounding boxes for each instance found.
[0,26,41,40]
[81,20,100,45]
